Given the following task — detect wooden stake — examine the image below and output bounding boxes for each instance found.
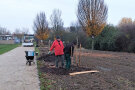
[75,46,78,66]
[79,44,81,66]
[69,70,99,76]
[48,40,51,49]
[71,46,73,65]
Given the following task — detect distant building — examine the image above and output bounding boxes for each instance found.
[0,35,13,40]
[0,35,14,44]
[0,34,34,44]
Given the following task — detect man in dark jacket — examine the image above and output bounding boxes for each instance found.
[64,41,76,70]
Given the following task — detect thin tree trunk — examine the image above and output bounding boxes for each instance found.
[79,44,81,66]
[91,36,95,50]
[75,45,78,66]
[76,37,78,48]
[48,40,51,49]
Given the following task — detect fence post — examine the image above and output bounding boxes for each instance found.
[71,46,73,65]
[48,40,51,49]
[75,45,78,66]
[79,44,81,66]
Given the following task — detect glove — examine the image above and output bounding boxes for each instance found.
[48,51,51,54]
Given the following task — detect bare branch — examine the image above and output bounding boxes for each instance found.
[50,9,64,32]
[33,12,49,40]
[77,0,108,37]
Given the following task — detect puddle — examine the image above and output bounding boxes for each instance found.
[97,66,111,71]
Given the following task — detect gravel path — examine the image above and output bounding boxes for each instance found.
[0,47,40,90]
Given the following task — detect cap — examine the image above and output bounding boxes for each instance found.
[56,36,60,39]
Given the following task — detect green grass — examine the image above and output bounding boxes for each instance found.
[35,47,40,55]
[35,46,53,90]
[0,44,20,55]
[38,63,53,90]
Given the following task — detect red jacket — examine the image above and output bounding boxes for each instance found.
[50,40,64,56]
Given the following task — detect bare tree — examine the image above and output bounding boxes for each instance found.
[118,17,133,27]
[118,17,135,40]
[70,22,81,32]
[22,28,29,35]
[70,21,82,46]
[33,12,49,41]
[50,9,64,36]
[77,0,108,50]
[0,27,11,35]
[13,29,24,42]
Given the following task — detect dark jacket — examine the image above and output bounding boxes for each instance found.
[64,43,74,56]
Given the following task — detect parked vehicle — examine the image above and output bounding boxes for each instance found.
[22,40,33,47]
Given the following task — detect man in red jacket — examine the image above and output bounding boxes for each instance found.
[49,36,64,68]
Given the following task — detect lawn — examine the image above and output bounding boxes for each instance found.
[0,44,20,55]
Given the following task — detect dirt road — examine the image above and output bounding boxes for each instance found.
[0,47,40,90]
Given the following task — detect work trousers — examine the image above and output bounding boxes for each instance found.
[65,54,71,70]
[55,55,64,68]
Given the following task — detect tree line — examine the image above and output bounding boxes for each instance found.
[66,17,135,53]
[34,0,108,49]
[33,0,135,53]
[1,0,135,53]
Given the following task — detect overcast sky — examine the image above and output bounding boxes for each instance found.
[0,0,135,34]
